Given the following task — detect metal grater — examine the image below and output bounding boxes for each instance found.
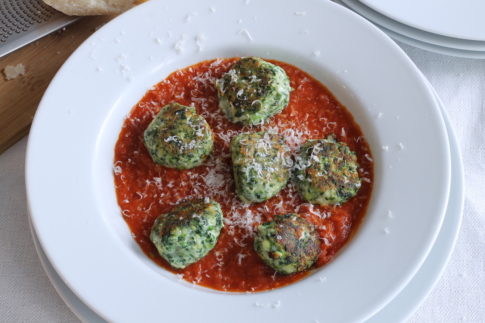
[0,0,78,58]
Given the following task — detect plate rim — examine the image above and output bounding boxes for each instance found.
[359,0,485,42]
[367,81,465,322]
[378,24,485,60]
[339,0,485,52]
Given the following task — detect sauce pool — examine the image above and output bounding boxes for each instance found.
[113,58,373,292]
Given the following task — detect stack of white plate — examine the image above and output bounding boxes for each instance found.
[26,0,465,322]
[338,0,485,58]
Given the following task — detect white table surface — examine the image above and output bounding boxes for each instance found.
[1,43,484,322]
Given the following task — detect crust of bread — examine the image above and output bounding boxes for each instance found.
[43,0,136,16]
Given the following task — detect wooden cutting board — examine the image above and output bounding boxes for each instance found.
[0,15,112,154]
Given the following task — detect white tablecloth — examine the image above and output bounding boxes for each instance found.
[1,43,484,322]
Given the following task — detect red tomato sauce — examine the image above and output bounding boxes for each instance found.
[113,58,373,292]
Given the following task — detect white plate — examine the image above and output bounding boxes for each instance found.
[28,217,105,323]
[340,0,485,53]
[25,0,451,322]
[27,85,464,323]
[378,25,485,60]
[360,0,485,42]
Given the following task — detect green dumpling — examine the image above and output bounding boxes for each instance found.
[230,131,291,203]
[294,136,361,205]
[216,57,291,125]
[144,102,213,169]
[254,214,321,274]
[150,199,224,269]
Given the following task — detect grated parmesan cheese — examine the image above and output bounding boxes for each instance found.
[317,276,327,283]
[239,28,254,42]
[173,34,187,54]
[272,300,282,309]
[253,300,282,309]
[3,64,26,80]
[185,12,198,23]
[195,33,207,53]
[387,210,394,219]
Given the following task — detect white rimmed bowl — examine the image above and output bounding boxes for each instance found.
[26,0,450,322]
